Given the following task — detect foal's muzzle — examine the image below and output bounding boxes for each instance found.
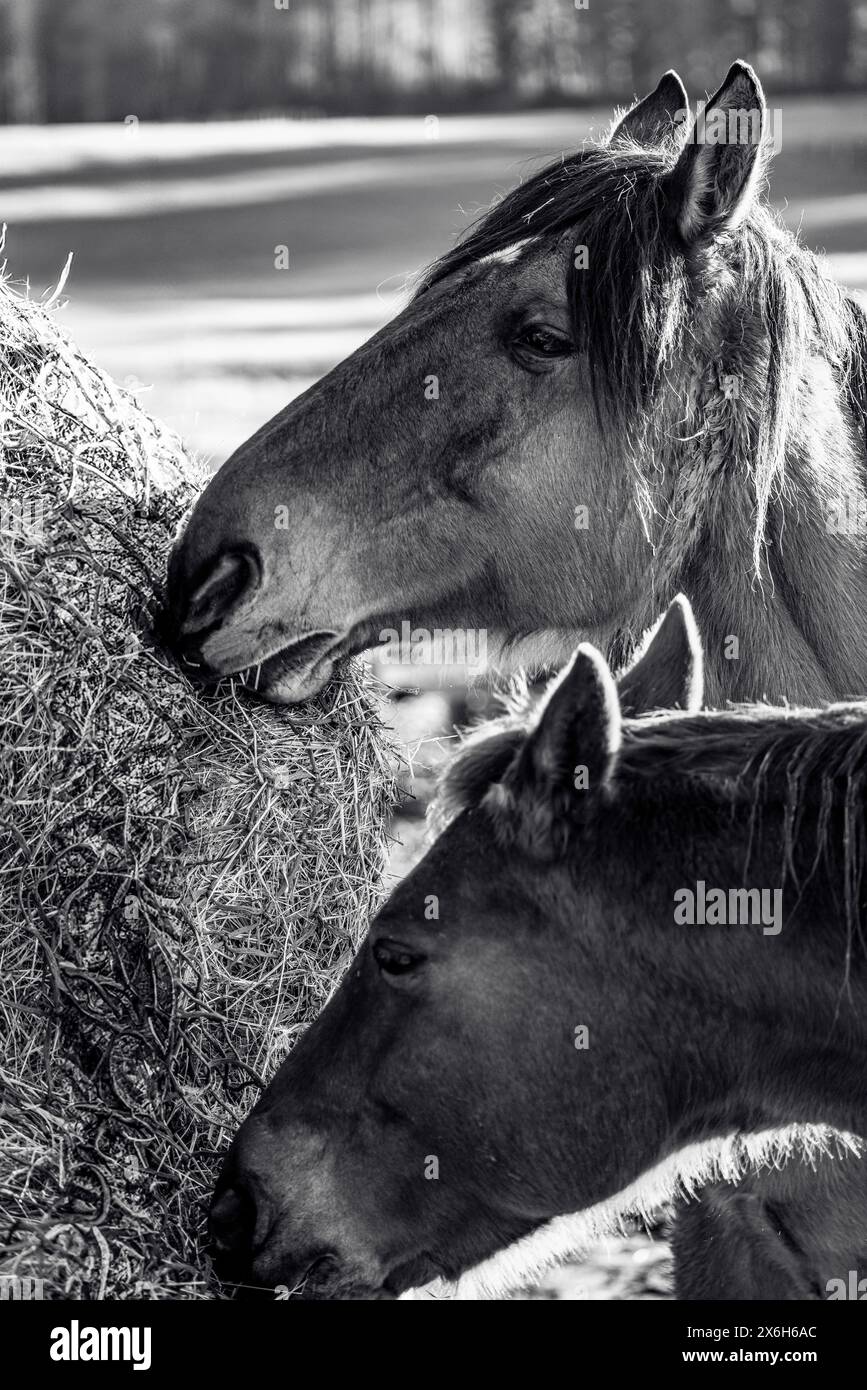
[209,1178,395,1300]
[209,1183,257,1278]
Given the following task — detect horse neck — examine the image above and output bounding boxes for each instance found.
[623,800,867,1142]
[643,355,867,705]
[683,1015,867,1149]
[707,934,867,1141]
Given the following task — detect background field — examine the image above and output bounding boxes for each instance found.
[4,97,867,464]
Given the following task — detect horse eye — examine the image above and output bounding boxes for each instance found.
[511,324,573,367]
[373,941,424,977]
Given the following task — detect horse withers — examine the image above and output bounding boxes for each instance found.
[209,600,867,1299]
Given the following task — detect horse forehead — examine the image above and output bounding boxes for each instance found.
[475,237,540,270]
[418,235,545,305]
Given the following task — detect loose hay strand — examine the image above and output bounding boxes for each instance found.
[0,271,400,1299]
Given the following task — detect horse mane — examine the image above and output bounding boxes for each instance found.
[431,691,867,989]
[418,137,866,570]
[844,291,867,458]
[434,690,867,823]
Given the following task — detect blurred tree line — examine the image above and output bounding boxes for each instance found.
[1,0,865,124]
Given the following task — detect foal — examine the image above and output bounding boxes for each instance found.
[210,599,867,1299]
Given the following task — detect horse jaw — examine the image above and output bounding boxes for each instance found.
[484,628,589,677]
[400,1124,862,1301]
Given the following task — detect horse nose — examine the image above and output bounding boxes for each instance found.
[209,1181,257,1269]
[172,548,260,640]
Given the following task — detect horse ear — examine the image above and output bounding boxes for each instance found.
[617,595,703,717]
[609,70,689,149]
[521,644,621,798]
[663,60,766,243]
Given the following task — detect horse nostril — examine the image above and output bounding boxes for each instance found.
[209,1182,257,1259]
[178,549,259,638]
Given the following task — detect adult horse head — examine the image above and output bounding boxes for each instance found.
[208,598,867,1298]
[167,61,867,705]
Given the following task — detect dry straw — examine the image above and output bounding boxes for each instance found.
[0,264,399,1298]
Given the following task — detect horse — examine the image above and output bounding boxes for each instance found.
[169,60,867,1298]
[166,62,867,713]
[208,597,867,1300]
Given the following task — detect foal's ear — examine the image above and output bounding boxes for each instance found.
[520,644,621,797]
[663,60,766,243]
[609,70,689,149]
[617,594,703,717]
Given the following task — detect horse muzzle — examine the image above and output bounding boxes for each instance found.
[209,1186,396,1300]
[164,543,344,702]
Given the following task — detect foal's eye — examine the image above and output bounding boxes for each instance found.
[373,940,424,978]
[511,324,574,369]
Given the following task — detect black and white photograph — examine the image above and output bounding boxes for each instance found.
[1,0,867,1361]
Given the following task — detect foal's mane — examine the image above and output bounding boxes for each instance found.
[419,134,867,564]
[436,689,867,814]
[432,692,867,981]
[434,690,867,971]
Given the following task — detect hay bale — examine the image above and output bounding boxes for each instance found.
[0,269,400,1298]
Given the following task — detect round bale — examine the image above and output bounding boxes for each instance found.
[0,273,399,1299]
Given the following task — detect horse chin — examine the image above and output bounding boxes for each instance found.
[234,634,340,704]
[297,1264,429,1301]
[254,654,337,704]
[241,621,382,703]
[256,1249,439,1300]
[300,1280,396,1301]
[251,1251,397,1301]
